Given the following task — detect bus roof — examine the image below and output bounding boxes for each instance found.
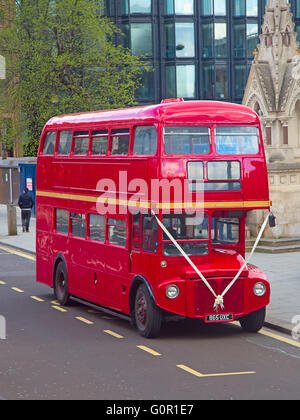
[44,100,260,129]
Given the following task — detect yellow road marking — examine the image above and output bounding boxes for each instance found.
[137,345,162,356]
[0,280,6,285]
[259,329,300,348]
[51,300,60,305]
[104,329,124,339]
[51,305,67,313]
[177,364,255,378]
[31,296,45,302]
[76,317,94,325]
[11,287,24,293]
[0,246,35,261]
[232,321,300,349]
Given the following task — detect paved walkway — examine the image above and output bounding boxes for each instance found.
[0,204,299,335]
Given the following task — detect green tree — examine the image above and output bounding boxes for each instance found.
[0,0,150,156]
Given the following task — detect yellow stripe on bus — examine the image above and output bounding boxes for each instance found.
[36,190,271,210]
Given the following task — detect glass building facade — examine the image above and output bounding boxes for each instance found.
[106,0,300,104]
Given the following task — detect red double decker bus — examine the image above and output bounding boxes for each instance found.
[36,99,271,337]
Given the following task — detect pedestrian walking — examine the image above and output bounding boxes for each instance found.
[18,188,34,232]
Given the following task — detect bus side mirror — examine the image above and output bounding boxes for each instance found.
[269,213,276,228]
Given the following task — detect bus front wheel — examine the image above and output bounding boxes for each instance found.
[134,284,162,338]
[54,261,71,306]
[239,307,266,332]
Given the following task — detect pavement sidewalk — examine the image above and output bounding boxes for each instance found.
[0,204,299,336]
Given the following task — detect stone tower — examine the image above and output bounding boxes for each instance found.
[243,0,300,239]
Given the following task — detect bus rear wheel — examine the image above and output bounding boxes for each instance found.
[134,284,162,338]
[239,307,266,332]
[54,261,71,306]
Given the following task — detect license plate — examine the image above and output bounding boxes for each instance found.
[205,313,234,323]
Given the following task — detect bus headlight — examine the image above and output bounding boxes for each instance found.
[166,285,180,300]
[253,282,266,297]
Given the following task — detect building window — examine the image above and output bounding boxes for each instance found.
[201,0,227,16]
[247,23,259,57]
[135,67,155,101]
[215,23,227,58]
[234,64,250,99]
[203,64,228,100]
[165,0,194,15]
[166,65,196,99]
[165,22,195,58]
[121,0,151,15]
[122,23,153,57]
[234,0,258,17]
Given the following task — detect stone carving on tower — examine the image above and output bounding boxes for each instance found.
[243,0,300,240]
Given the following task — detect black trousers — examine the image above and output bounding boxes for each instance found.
[21,210,31,232]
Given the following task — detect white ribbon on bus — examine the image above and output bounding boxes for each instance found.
[151,210,271,312]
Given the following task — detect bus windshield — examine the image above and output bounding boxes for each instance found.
[164,126,210,155]
[162,213,209,256]
[215,127,259,155]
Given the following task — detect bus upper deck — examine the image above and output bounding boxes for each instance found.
[38,100,270,212]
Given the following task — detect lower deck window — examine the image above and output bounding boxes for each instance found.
[108,218,127,246]
[89,214,105,242]
[162,214,209,256]
[71,213,86,238]
[212,218,239,244]
[56,209,69,234]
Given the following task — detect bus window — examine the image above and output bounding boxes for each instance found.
[188,161,204,180]
[56,209,69,234]
[142,216,158,253]
[42,132,56,155]
[164,126,210,155]
[111,129,130,155]
[211,217,239,244]
[70,213,86,238]
[108,218,127,246]
[58,131,72,155]
[91,130,109,155]
[133,126,157,155]
[162,214,209,256]
[207,161,241,180]
[74,131,89,155]
[89,214,105,242]
[215,127,259,155]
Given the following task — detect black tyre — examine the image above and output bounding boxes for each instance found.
[239,307,266,332]
[54,261,71,306]
[134,284,162,338]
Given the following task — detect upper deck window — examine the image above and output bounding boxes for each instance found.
[91,130,108,155]
[215,127,259,155]
[164,126,210,155]
[74,131,89,155]
[133,126,157,155]
[111,129,130,155]
[58,131,72,155]
[42,132,56,155]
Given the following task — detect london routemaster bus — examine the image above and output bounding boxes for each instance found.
[36,99,272,338]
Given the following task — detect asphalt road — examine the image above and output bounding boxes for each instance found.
[0,246,300,401]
